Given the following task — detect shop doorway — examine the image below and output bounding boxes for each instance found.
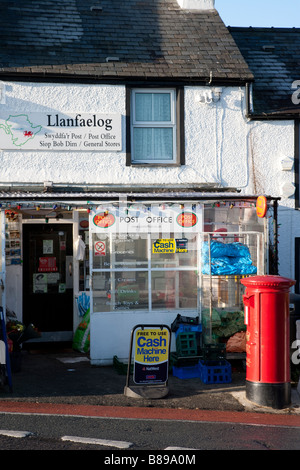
[23,224,73,341]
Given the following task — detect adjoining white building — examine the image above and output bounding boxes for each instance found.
[0,0,291,364]
[230,26,300,292]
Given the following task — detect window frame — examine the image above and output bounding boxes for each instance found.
[126,86,185,166]
[90,232,199,313]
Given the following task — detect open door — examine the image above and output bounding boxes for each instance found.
[23,224,73,342]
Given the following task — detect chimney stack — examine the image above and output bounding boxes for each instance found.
[177,0,215,9]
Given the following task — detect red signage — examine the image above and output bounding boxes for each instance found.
[79,219,89,228]
[93,212,115,228]
[38,257,58,272]
[176,212,197,228]
[94,240,106,256]
[256,196,267,218]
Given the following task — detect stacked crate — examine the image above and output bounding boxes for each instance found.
[171,315,202,379]
[199,343,232,384]
[199,359,232,384]
[171,316,232,383]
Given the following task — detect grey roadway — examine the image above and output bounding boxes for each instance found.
[0,408,299,450]
[0,348,299,451]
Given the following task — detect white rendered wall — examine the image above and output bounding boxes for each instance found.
[0,82,294,198]
[0,81,297,361]
[90,311,180,366]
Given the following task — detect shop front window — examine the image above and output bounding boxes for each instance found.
[90,203,201,313]
[91,233,198,313]
[151,270,197,310]
[92,270,149,312]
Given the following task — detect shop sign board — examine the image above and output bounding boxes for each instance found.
[0,112,122,151]
[133,326,170,385]
[91,203,202,235]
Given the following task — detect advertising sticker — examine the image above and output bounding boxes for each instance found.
[133,327,170,385]
[152,239,176,254]
[94,240,106,256]
[38,257,58,272]
[152,238,188,254]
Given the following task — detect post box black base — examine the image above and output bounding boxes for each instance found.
[246,380,291,409]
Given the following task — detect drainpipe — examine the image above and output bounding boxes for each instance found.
[245,82,252,118]
[273,198,279,275]
[245,81,274,120]
[245,82,263,120]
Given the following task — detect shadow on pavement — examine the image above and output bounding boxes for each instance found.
[0,346,248,412]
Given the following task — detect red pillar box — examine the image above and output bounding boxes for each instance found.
[241,275,295,409]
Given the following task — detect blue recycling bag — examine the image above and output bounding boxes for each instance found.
[201,241,257,275]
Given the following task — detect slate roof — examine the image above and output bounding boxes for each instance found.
[230,27,300,116]
[0,0,253,83]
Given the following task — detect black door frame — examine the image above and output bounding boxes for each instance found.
[22,221,74,343]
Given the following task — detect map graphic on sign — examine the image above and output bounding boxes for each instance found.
[0,114,42,147]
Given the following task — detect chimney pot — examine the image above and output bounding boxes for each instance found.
[177,0,215,10]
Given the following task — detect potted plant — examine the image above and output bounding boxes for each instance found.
[6,319,40,372]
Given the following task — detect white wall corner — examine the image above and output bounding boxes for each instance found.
[0,82,6,104]
[177,0,215,10]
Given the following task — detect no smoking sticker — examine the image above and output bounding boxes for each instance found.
[94,240,106,256]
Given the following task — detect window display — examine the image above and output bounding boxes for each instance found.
[91,233,198,312]
[90,203,202,313]
[88,201,265,317]
[92,270,148,311]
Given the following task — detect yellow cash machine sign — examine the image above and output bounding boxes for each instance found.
[152,239,176,254]
[135,328,169,364]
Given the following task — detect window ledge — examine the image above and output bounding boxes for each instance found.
[129,162,181,168]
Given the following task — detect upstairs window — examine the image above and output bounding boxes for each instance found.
[128,88,184,165]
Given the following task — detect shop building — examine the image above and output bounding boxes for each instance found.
[0,0,286,364]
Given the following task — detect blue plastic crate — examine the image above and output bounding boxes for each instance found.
[173,364,201,379]
[199,360,232,384]
[175,323,202,337]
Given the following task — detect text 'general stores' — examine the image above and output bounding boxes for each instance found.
[41,131,120,149]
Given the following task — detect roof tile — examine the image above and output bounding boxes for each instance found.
[0,0,253,82]
[230,27,300,115]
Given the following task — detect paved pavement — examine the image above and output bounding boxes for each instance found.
[0,347,299,422]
